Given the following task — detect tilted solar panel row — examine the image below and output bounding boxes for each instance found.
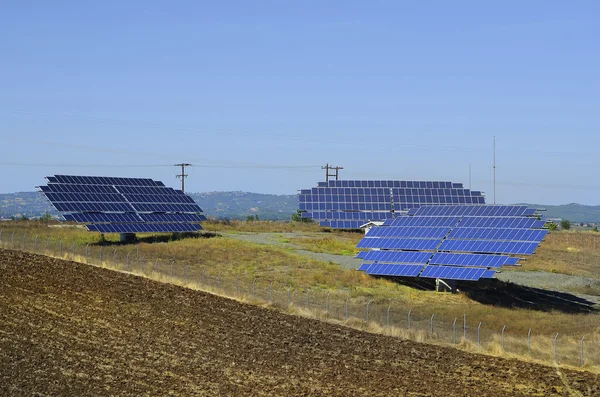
[388,216,462,227]
[54,175,161,186]
[439,240,539,255]
[410,205,529,217]
[300,203,393,211]
[447,228,548,242]
[419,266,490,281]
[458,217,545,229]
[366,226,451,239]
[320,180,468,189]
[430,253,519,268]
[121,194,196,204]
[358,263,425,277]
[358,238,441,251]
[303,211,393,220]
[358,250,433,264]
[319,221,364,229]
[54,202,135,212]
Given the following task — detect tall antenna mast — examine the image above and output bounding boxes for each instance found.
[175,163,192,192]
[493,136,496,205]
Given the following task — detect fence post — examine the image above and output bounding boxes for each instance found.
[34,235,38,252]
[305,290,309,310]
[46,237,50,252]
[0,230,2,245]
[287,288,291,307]
[408,309,412,329]
[580,336,585,367]
[453,318,457,344]
[386,306,391,328]
[85,244,89,263]
[126,251,131,269]
[171,261,174,282]
[112,248,117,262]
[136,245,139,268]
[217,272,221,289]
[201,268,205,288]
[185,265,189,283]
[345,296,349,320]
[270,281,273,303]
[554,333,559,363]
[235,275,239,296]
[22,233,27,250]
[59,238,63,256]
[325,292,330,316]
[155,258,159,273]
[252,278,256,297]
[477,322,482,347]
[73,242,77,259]
[366,300,372,322]
[501,325,506,352]
[99,246,103,265]
[527,328,531,354]
[430,314,434,335]
[463,313,466,340]
[11,231,15,249]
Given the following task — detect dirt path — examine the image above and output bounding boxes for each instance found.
[1,249,598,396]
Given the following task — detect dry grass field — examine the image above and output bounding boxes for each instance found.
[1,249,599,396]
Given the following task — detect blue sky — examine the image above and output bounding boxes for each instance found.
[1,1,599,205]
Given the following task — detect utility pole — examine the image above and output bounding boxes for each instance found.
[493,136,496,205]
[322,163,344,182]
[175,163,192,192]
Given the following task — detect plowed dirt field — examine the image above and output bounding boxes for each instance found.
[1,249,598,396]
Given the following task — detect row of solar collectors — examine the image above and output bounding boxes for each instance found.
[439,240,539,255]
[300,203,393,211]
[366,226,451,239]
[303,188,482,196]
[358,263,495,280]
[42,183,181,196]
[43,192,195,204]
[302,211,393,220]
[319,221,364,229]
[64,213,206,223]
[87,223,202,233]
[368,226,547,243]
[447,228,548,242]
[356,250,433,263]
[358,238,441,250]
[49,175,164,187]
[357,250,519,268]
[318,180,464,189]
[385,216,546,229]
[410,205,534,217]
[300,196,485,205]
[53,202,202,213]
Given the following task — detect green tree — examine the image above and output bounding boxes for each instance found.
[592,226,598,233]
[560,219,571,230]
[291,209,312,223]
[547,222,558,231]
[19,214,29,221]
[40,212,53,222]
[245,214,259,222]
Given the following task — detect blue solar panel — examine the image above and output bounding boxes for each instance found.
[458,217,541,229]
[439,240,538,255]
[481,270,497,279]
[413,205,528,217]
[359,263,425,277]
[447,228,548,242]
[388,216,462,227]
[357,238,441,250]
[40,174,205,234]
[429,253,517,268]
[419,266,488,281]
[366,226,451,239]
[360,251,432,264]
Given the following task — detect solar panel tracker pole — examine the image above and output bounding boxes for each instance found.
[553,333,559,363]
[407,309,412,329]
[477,322,482,347]
[501,325,506,352]
[580,336,585,367]
[527,328,531,354]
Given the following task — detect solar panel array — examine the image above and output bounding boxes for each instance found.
[298,180,486,229]
[40,175,205,233]
[357,205,547,281]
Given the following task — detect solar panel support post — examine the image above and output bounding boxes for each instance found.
[175,163,192,193]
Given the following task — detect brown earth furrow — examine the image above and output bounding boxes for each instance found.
[0,249,598,396]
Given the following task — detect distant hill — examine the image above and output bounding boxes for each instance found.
[0,191,298,221]
[2,191,599,223]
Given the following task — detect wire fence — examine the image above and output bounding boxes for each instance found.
[1,230,599,371]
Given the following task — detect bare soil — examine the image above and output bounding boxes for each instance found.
[1,249,598,396]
